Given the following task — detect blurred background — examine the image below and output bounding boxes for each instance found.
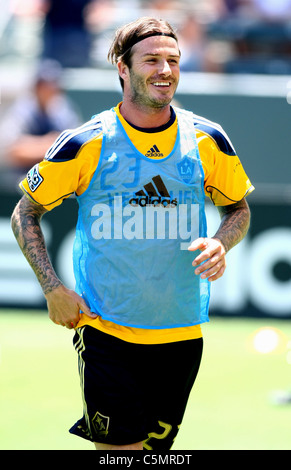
[1,0,291,450]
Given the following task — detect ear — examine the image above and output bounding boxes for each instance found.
[117,60,129,82]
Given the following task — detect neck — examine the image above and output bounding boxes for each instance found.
[119,101,172,129]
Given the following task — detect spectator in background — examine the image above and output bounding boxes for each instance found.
[233,0,291,20]
[206,0,291,73]
[141,0,183,28]
[178,14,224,72]
[0,59,81,187]
[41,0,97,68]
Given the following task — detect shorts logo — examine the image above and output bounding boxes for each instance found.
[92,411,110,438]
[27,164,43,192]
[129,175,177,207]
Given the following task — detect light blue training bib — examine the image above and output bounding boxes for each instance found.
[73,107,210,329]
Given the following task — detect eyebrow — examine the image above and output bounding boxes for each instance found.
[142,52,181,58]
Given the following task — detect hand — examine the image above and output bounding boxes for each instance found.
[45,284,98,329]
[188,237,226,282]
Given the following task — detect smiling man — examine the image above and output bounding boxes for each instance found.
[11,17,254,450]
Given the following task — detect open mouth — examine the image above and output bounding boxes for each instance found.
[152,82,171,88]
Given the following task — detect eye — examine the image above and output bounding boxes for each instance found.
[169,59,179,65]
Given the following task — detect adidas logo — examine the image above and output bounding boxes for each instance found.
[145,145,163,158]
[129,175,177,207]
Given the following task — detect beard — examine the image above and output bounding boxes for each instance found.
[128,68,177,110]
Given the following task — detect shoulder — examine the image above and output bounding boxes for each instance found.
[44,115,103,162]
[192,113,236,156]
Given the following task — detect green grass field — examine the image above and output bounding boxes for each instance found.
[1,310,291,450]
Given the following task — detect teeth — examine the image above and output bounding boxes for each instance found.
[153,82,170,86]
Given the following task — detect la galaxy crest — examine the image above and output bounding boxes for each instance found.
[92,411,110,438]
[176,156,195,183]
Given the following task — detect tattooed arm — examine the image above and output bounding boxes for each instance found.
[188,198,250,282]
[11,195,97,328]
[11,195,61,293]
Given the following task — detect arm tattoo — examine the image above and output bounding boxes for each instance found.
[213,198,251,253]
[11,195,62,295]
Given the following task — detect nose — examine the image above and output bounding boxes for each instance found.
[159,59,171,76]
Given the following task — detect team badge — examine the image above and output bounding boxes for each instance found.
[27,164,43,192]
[92,411,110,438]
[176,156,195,183]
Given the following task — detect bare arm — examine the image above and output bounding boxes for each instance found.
[11,195,96,328]
[188,198,250,282]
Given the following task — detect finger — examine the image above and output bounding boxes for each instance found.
[198,261,226,280]
[51,318,64,327]
[192,249,212,267]
[194,251,222,271]
[207,265,226,282]
[67,312,83,328]
[78,301,90,315]
[193,241,225,268]
[188,238,208,252]
[79,302,98,319]
[86,312,99,319]
[53,317,76,328]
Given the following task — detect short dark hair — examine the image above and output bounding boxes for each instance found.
[107,17,179,89]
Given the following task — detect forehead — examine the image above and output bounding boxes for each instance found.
[131,35,180,58]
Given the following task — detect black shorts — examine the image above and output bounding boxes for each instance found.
[69,326,203,450]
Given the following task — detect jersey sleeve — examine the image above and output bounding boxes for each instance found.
[195,117,254,206]
[19,119,103,210]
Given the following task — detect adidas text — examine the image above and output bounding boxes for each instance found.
[129,195,177,207]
